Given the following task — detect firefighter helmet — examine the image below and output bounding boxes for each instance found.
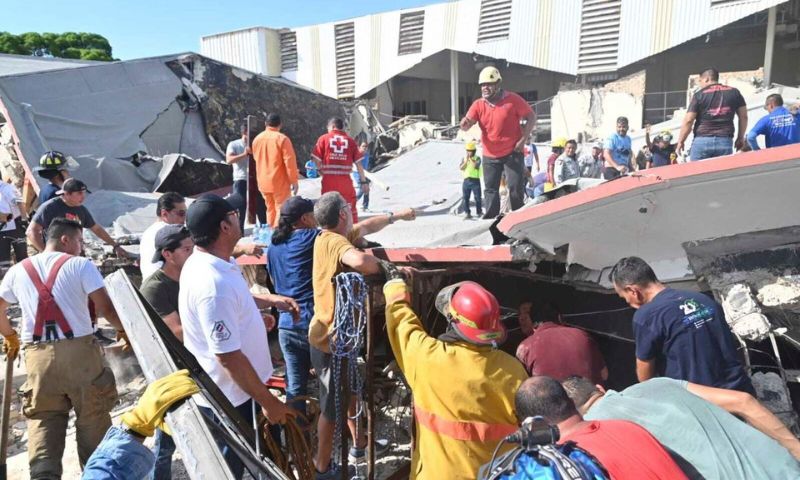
[436,281,506,346]
[36,151,69,171]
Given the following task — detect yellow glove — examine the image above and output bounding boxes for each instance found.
[121,369,200,437]
[2,332,19,361]
[383,279,410,305]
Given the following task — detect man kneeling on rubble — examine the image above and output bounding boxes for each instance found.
[562,376,800,479]
[0,218,127,479]
[382,276,527,479]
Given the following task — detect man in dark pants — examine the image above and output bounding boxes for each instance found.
[226,124,251,231]
[460,66,536,219]
[459,142,482,219]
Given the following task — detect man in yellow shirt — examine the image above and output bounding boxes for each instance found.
[309,191,415,478]
[252,113,299,227]
[382,278,527,479]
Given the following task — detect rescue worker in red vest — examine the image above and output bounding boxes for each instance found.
[382,276,527,479]
[310,117,368,222]
[0,218,127,479]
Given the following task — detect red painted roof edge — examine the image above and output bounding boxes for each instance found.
[368,245,514,263]
[236,245,515,266]
[498,143,800,233]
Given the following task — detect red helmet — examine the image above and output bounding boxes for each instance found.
[444,281,506,346]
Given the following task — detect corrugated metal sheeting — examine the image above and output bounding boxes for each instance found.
[201,0,787,99]
[618,0,789,70]
[200,27,269,75]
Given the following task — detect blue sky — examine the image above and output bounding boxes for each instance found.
[3,0,436,60]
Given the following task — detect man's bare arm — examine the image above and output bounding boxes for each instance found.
[88,287,124,332]
[161,312,183,342]
[225,149,250,165]
[89,225,128,258]
[0,298,15,337]
[460,116,477,131]
[636,358,657,382]
[686,382,800,460]
[341,249,381,276]
[216,350,293,424]
[26,222,45,252]
[735,106,749,151]
[676,111,697,155]
[355,208,416,236]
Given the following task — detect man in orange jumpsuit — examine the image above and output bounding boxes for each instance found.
[252,113,299,227]
[311,118,368,222]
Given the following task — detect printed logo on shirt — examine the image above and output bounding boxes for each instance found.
[210,321,231,342]
[65,213,82,225]
[679,299,714,329]
[329,135,349,155]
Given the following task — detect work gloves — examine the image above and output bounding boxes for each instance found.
[377,258,404,282]
[121,369,200,437]
[2,331,19,361]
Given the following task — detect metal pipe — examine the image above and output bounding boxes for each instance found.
[450,50,459,126]
[764,6,777,87]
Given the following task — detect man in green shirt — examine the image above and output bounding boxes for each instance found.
[563,376,800,479]
[459,142,482,219]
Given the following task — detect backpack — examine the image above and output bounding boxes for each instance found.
[480,441,609,480]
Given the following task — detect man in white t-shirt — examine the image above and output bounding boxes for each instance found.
[0,217,127,478]
[179,193,298,479]
[139,192,186,279]
[0,180,27,269]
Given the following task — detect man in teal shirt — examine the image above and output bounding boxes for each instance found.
[563,376,800,480]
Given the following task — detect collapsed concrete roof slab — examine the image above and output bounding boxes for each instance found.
[0,53,100,77]
[498,144,800,284]
[0,52,345,195]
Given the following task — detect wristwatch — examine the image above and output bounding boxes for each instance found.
[386,212,394,224]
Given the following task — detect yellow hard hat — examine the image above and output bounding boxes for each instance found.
[465,142,476,151]
[551,137,567,149]
[478,66,502,84]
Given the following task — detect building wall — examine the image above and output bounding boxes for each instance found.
[200,27,273,75]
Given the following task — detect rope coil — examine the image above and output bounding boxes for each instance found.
[331,272,368,470]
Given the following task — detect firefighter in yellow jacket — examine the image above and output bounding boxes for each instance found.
[383,277,527,479]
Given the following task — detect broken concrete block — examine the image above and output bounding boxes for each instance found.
[720,283,771,342]
[757,276,800,313]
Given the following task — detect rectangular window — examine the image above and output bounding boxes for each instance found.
[335,22,356,98]
[401,100,427,116]
[478,0,513,43]
[280,30,298,71]
[578,0,622,74]
[398,11,425,55]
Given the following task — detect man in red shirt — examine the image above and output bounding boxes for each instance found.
[516,303,608,384]
[515,376,688,479]
[311,118,368,222]
[460,66,536,219]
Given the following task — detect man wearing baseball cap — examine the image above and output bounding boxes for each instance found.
[27,178,128,258]
[178,193,298,478]
[139,224,193,478]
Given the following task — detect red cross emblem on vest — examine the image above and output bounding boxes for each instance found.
[329,135,348,155]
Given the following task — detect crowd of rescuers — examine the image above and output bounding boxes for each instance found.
[10,67,800,478]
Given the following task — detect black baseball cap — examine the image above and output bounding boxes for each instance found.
[56,178,91,195]
[185,193,244,239]
[280,196,314,224]
[152,224,191,263]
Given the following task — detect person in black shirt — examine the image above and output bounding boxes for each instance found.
[676,67,748,161]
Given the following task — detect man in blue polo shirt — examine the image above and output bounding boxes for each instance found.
[746,94,800,151]
[610,256,754,395]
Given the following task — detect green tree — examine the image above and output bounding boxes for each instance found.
[0,31,115,61]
